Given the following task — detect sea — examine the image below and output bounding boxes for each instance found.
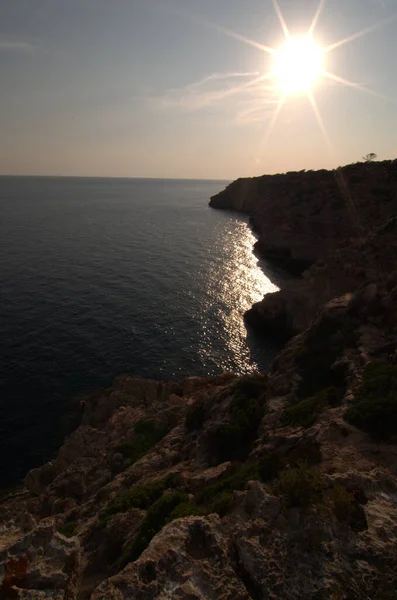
[0,176,282,486]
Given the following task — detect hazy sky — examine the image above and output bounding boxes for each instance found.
[1,0,396,179]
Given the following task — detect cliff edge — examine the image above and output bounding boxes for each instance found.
[210,160,397,339]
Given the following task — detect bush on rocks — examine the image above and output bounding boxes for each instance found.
[99,474,181,527]
[209,388,265,463]
[346,360,397,441]
[281,388,337,428]
[120,492,196,566]
[277,462,324,508]
[114,418,169,465]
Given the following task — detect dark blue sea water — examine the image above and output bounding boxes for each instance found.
[0,176,280,485]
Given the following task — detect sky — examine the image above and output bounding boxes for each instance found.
[0,0,396,179]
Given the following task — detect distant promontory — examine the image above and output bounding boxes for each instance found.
[210,160,397,339]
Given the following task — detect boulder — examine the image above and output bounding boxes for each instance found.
[92,516,251,600]
[24,462,56,496]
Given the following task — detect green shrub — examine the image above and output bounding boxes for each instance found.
[197,455,282,514]
[256,453,284,481]
[170,501,204,519]
[281,388,336,428]
[146,492,191,530]
[209,390,264,463]
[120,492,194,566]
[196,464,256,508]
[59,520,77,538]
[346,361,397,441]
[232,375,267,399]
[331,485,355,521]
[114,418,169,465]
[210,492,235,517]
[297,316,358,399]
[277,462,324,507]
[99,474,180,527]
[163,472,183,490]
[287,438,322,466]
[185,403,207,432]
[211,423,246,463]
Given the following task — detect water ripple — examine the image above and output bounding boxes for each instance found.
[0,176,281,483]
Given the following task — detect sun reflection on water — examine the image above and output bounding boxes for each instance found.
[198,220,279,374]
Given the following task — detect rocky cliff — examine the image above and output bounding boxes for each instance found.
[2,279,397,598]
[210,160,397,339]
[1,162,397,599]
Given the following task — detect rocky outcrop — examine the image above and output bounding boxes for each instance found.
[1,277,397,598]
[210,161,397,269]
[0,519,80,599]
[245,215,397,339]
[211,161,397,339]
[92,515,251,600]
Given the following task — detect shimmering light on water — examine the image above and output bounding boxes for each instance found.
[199,221,278,373]
[0,176,282,484]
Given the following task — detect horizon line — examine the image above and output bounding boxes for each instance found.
[0,174,232,182]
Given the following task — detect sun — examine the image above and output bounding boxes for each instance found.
[274,37,323,94]
[190,0,396,143]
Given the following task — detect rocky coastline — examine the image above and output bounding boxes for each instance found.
[1,161,397,599]
[210,160,397,339]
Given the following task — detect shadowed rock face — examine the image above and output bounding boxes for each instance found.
[211,161,397,340]
[210,161,397,268]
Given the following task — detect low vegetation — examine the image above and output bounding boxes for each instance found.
[100,437,325,567]
[232,375,267,399]
[209,380,266,463]
[196,451,290,518]
[346,360,397,441]
[99,474,181,527]
[120,492,199,567]
[114,418,169,465]
[331,485,356,521]
[296,315,358,399]
[101,376,326,566]
[287,438,322,466]
[277,462,324,508]
[209,491,236,517]
[185,402,207,432]
[197,440,321,515]
[281,387,337,428]
[59,520,77,538]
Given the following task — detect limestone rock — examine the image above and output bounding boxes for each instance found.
[0,520,79,598]
[190,462,232,491]
[92,516,251,600]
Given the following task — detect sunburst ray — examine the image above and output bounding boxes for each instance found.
[223,72,276,97]
[272,0,290,40]
[307,89,330,148]
[210,22,276,55]
[309,0,326,37]
[323,14,397,53]
[190,14,276,55]
[322,71,388,100]
[263,92,286,143]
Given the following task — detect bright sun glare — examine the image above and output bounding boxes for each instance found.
[274,37,323,94]
[197,0,396,145]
